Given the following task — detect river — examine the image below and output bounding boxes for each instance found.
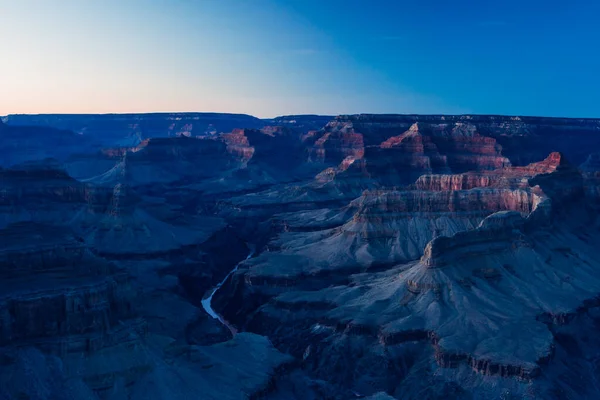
[201,250,254,334]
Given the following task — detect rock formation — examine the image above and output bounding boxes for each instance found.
[213,149,600,398]
[3,112,266,148]
[3,113,600,399]
[0,185,292,400]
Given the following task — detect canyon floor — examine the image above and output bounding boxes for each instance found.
[2,113,600,399]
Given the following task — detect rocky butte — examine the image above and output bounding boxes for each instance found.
[1,113,600,399]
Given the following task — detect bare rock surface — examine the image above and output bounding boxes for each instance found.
[214,149,600,398]
[4,114,600,399]
[0,215,293,400]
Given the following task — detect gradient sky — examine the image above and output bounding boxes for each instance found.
[1,0,599,118]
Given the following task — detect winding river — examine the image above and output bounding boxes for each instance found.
[201,250,254,334]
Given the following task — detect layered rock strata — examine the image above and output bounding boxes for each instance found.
[213,152,600,398]
[0,222,140,354]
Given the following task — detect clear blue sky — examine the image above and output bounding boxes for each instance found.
[1,0,599,118]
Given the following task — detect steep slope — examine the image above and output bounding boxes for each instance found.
[221,126,318,181]
[213,152,597,398]
[219,114,600,243]
[217,153,570,299]
[225,119,515,218]
[331,114,600,166]
[0,159,110,229]
[0,221,295,399]
[0,221,141,358]
[0,158,247,301]
[224,152,570,269]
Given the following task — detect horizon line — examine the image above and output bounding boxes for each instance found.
[3,111,600,121]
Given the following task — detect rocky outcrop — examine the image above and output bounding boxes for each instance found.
[212,150,600,398]
[420,211,528,268]
[0,219,291,400]
[221,128,255,164]
[0,222,140,354]
[226,205,600,391]
[307,120,510,179]
[126,136,237,184]
[218,115,600,228]
[334,114,600,166]
[221,127,310,176]
[247,120,517,208]
[0,322,293,400]
[0,161,115,230]
[301,115,600,197]
[304,121,365,164]
[227,153,567,287]
[0,157,234,260]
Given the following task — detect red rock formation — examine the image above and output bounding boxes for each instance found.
[305,121,365,164]
[305,121,512,191]
[221,128,255,164]
[414,152,568,192]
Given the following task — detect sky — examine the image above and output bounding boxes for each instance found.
[1,0,599,118]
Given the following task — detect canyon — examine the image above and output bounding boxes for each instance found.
[1,113,600,399]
